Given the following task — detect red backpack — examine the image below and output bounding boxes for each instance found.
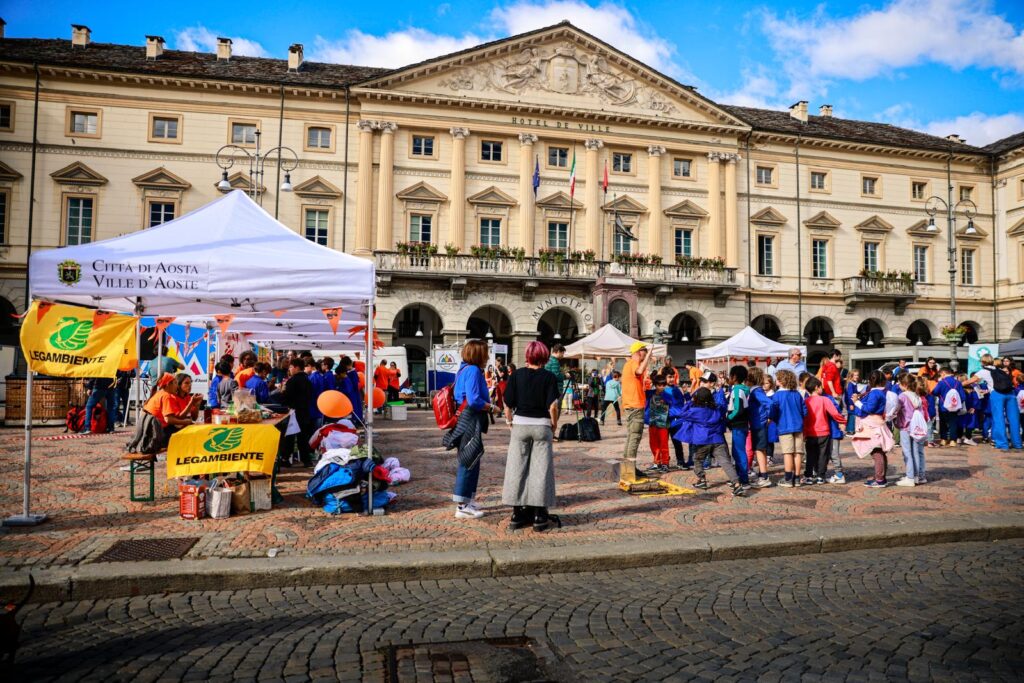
[432,368,467,430]
[90,405,108,434]
[65,407,86,433]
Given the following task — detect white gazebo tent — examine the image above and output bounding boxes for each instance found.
[696,326,802,373]
[11,190,377,525]
[563,323,668,359]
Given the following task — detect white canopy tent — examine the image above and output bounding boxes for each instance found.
[696,326,802,371]
[563,324,668,359]
[11,191,378,526]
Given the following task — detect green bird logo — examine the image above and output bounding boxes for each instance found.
[48,317,93,351]
[203,427,243,453]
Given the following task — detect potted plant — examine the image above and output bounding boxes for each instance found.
[444,243,460,256]
[396,241,410,256]
[941,324,967,342]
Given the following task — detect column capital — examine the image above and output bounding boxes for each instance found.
[357,119,376,133]
[377,121,398,134]
[707,151,723,163]
[584,138,604,151]
[721,152,741,164]
[450,127,470,139]
[647,145,667,157]
[518,132,539,145]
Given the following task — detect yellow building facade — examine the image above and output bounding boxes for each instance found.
[0,22,1022,374]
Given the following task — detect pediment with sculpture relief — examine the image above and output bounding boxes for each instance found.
[357,23,747,129]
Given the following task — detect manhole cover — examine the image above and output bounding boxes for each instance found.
[384,637,566,683]
[95,537,199,563]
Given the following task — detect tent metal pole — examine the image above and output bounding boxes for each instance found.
[156,332,163,390]
[4,369,47,526]
[133,298,144,427]
[364,300,376,516]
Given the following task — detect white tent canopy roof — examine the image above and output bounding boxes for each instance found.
[563,324,668,358]
[696,326,803,360]
[30,190,374,323]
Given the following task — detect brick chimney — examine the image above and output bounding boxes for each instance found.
[818,104,833,118]
[288,43,304,71]
[145,35,165,60]
[789,100,808,123]
[216,37,232,61]
[946,133,965,144]
[71,24,91,47]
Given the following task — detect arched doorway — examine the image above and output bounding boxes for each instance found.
[392,304,444,394]
[668,313,701,364]
[467,305,513,366]
[906,320,932,347]
[856,319,885,349]
[804,317,834,372]
[0,296,17,347]
[958,320,980,346]
[1011,320,1024,340]
[751,315,782,341]
[537,308,580,348]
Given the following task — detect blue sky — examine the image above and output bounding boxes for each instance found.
[4,0,1023,145]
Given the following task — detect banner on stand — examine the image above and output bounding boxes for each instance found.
[20,301,136,378]
[167,424,280,479]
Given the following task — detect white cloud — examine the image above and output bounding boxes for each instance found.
[710,67,788,109]
[876,107,1024,146]
[175,26,268,58]
[762,0,1024,84]
[311,28,483,69]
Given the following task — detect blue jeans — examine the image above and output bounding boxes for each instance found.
[84,388,115,432]
[845,413,856,435]
[453,458,481,504]
[730,427,749,484]
[989,391,1022,450]
[899,429,926,479]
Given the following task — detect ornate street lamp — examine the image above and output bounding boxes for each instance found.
[925,191,977,372]
[215,130,299,213]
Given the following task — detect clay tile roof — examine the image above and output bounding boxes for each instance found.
[984,131,1024,155]
[0,37,388,89]
[724,105,987,155]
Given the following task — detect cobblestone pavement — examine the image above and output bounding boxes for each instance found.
[2,410,1023,569]
[11,540,1023,682]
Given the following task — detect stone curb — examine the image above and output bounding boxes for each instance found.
[3,512,1022,603]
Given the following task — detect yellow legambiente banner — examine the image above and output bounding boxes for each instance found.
[167,424,280,479]
[20,301,137,379]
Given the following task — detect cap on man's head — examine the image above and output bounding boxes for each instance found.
[701,370,718,384]
[629,341,648,355]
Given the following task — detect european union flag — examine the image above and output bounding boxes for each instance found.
[532,156,540,196]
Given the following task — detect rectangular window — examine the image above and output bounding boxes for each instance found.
[66,197,93,245]
[409,214,432,243]
[306,126,331,149]
[961,248,975,285]
[862,176,879,195]
[148,202,175,228]
[0,190,7,243]
[913,245,928,283]
[411,135,434,157]
[912,181,927,200]
[231,122,257,144]
[547,146,568,168]
[811,239,828,278]
[547,221,568,251]
[69,110,98,135]
[0,102,14,131]
[756,166,773,185]
[612,152,632,173]
[480,218,501,247]
[151,116,179,140]
[481,140,503,162]
[304,209,329,246]
[613,231,632,255]
[757,235,774,276]
[959,185,973,202]
[863,241,879,272]
[673,158,692,178]
[810,171,827,190]
[674,228,693,257]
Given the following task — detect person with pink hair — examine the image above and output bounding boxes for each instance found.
[502,341,563,532]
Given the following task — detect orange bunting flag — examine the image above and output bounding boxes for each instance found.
[154,317,176,334]
[92,309,117,330]
[36,301,55,324]
[323,307,343,335]
[272,309,286,318]
[215,314,234,336]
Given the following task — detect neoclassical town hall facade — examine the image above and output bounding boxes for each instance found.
[1,21,1023,380]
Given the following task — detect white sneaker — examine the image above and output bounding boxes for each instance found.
[896,476,916,487]
[827,473,846,484]
[455,503,484,519]
[751,477,772,488]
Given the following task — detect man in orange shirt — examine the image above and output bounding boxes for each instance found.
[621,341,654,483]
[373,359,389,393]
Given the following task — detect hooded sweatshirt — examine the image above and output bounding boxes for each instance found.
[895,391,924,431]
[672,402,726,446]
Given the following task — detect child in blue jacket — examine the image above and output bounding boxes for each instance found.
[931,367,966,446]
[769,368,808,488]
[844,369,861,435]
[673,388,748,497]
[746,367,772,488]
[827,393,846,484]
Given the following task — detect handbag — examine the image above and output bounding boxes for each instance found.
[207,478,232,519]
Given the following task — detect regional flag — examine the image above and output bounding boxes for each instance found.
[20,301,137,378]
[602,159,609,195]
[568,148,577,199]
[532,156,540,197]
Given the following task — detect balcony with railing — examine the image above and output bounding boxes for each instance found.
[843,275,917,314]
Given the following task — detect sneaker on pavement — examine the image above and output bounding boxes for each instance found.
[657,464,671,473]
[644,463,662,473]
[730,483,749,497]
[751,477,772,488]
[827,473,846,484]
[916,476,928,484]
[813,476,826,485]
[693,477,709,490]
[455,503,484,519]
[800,477,816,486]
[778,479,795,488]
[895,476,916,487]
[863,479,887,488]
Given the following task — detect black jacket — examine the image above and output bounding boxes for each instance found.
[442,406,488,469]
[281,372,313,426]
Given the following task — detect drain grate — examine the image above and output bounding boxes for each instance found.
[95,537,199,563]
[385,637,564,683]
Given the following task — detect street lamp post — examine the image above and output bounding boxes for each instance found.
[925,187,977,372]
[215,130,299,214]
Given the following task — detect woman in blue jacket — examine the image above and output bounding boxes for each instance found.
[673,388,748,496]
[451,339,494,520]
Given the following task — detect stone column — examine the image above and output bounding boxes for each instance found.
[723,152,740,268]
[518,133,538,255]
[375,121,397,251]
[647,145,666,259]
[510,331,539,365]
[583,138,604,254]
[449,127,470,251]
[354,120,377,257]
[706,152,722,260]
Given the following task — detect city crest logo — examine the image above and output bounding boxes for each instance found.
[203,427,243,453]
[58,259,82,287]
[48,317,94,352]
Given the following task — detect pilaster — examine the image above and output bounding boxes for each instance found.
[647,145,666,259]
[584,138,604,254]
[375,121,397,251]
[706,152,722,260]
[518,133,538,255]
[723,153,740,268]
[449,127,470,251]
[354,120,376,257]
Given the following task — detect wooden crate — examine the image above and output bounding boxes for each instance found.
[5,377,87,424]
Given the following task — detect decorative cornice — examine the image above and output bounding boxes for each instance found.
[50,161,108,186]
[377,121,398,134]
[357,119,376,133]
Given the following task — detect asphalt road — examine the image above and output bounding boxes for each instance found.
[11,540,1024,682]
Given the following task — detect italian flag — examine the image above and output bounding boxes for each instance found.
[568,148,577,199]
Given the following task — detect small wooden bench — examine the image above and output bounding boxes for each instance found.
[122,452,158,502]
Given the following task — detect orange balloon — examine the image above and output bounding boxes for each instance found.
[317,390,353,418]
[372,387,386,409]
[357,371,366,390]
